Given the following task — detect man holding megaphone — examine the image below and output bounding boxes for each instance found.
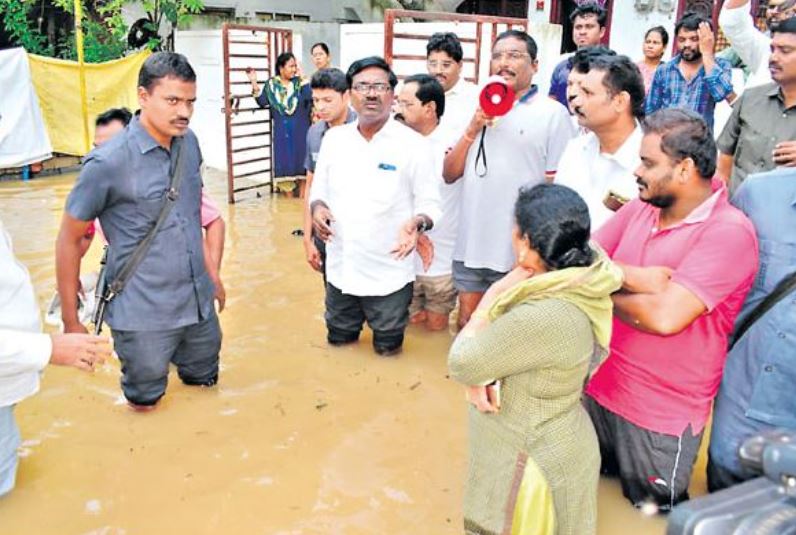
[442,30,576,330]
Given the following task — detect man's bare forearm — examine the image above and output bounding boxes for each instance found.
[56,230,85,326]
[204,218,225,273]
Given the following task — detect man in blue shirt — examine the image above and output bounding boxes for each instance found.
[549,3,607,107]
[707,167,796,491]
[55,52,222,411]
[646,13,734,130]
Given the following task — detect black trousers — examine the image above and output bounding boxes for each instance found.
[584,395,704,512]
[706,454,749,493]
[325,282,413,353]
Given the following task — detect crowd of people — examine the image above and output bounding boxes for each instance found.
[1,2,795,534]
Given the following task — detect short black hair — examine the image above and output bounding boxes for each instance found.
[494,29,538,61]
[95,107,132,127]
[310,68,348,94]
[675,12,711,36]
[570,3,608,28]
[311,42,330,55]
[275,52,296,76]
[138,52,196,92]
[582,55,646,119]
[404,73,445,119]
[641,108,717,178]
[514,184,594,270]
[426,32,463,63]
[645,25,670,48]
[346,56,398,90]
[772,16,796,35]
[571,45,616,73]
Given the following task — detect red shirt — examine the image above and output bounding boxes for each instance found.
[586,179,758,436]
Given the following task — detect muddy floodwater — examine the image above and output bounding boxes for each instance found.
[0,170,702,534]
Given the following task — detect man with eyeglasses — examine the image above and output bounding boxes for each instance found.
[426,32,479,138]
[443,30,575,330]
[309,57,441,356]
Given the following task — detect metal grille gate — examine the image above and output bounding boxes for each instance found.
[383,9,529,85]
[222,23,292,204]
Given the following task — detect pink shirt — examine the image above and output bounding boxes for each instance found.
[636,60,660,95]
[92,191,221,245]
[586,179,758,436]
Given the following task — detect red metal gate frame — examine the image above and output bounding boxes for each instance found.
[383,9,529,85]
[222,23,292,204]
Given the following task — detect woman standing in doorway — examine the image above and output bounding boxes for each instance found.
[637,26,668,94]
[248,52,313,197]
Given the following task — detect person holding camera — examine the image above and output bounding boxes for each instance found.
[707,167,796,492]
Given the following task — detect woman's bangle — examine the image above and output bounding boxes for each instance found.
[463,132,475,143]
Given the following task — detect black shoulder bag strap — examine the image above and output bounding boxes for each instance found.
[93,137,186,334]
[729,270,796,350]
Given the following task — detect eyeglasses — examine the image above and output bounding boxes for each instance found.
[490,51,530,61]
[352,82,391,94]
[427,60,455,69]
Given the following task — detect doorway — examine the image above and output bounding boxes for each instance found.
[550,0,613,54]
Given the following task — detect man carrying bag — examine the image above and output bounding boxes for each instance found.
[708,167,796,491]
[56,52,222,411]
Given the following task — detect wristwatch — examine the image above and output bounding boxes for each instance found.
[416,216,430,233]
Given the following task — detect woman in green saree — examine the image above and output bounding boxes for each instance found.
[448,184,623,535]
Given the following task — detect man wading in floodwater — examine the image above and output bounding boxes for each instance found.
[55,52,222,411]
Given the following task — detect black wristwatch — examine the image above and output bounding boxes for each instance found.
[416,216,430,233]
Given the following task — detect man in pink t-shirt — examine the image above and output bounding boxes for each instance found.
[585,108,758,511]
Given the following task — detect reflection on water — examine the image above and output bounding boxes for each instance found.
[0,170,694,533]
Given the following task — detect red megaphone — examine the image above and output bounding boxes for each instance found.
[479,75,515,117]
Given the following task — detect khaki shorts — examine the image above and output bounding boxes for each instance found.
[409,274,457,316]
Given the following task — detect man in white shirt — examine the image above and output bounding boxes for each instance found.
[1,218,111,496]
[443,30,575,328]
[426,32,479,138]
[557,54,646,229]
[396,74,459,331]
[720,0,796,89]
[309,57,441,356]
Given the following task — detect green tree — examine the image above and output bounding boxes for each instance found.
[0,0,127,61]
[0,0,55,55]
[139,0,204,50]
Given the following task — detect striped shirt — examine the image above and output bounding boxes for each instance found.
[645,54,733,130]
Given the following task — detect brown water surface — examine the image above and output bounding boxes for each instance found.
[0,170,693,534]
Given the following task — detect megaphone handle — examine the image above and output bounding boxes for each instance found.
[475,126,488,178]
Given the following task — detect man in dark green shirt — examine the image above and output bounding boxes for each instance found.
[717,17,796,192]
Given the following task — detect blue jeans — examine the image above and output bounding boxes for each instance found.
[0,405,20,497]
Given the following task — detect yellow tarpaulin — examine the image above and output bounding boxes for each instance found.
[28,50,151,156]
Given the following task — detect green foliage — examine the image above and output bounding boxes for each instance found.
[0,0,55,55]
[0,0,127,61]
[140,0,204,50]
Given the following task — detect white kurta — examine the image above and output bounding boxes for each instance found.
[0,218,51,408]
[309,118,442,297]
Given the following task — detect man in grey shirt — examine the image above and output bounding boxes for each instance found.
[302,68,356,274]
[55,52,222,411]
